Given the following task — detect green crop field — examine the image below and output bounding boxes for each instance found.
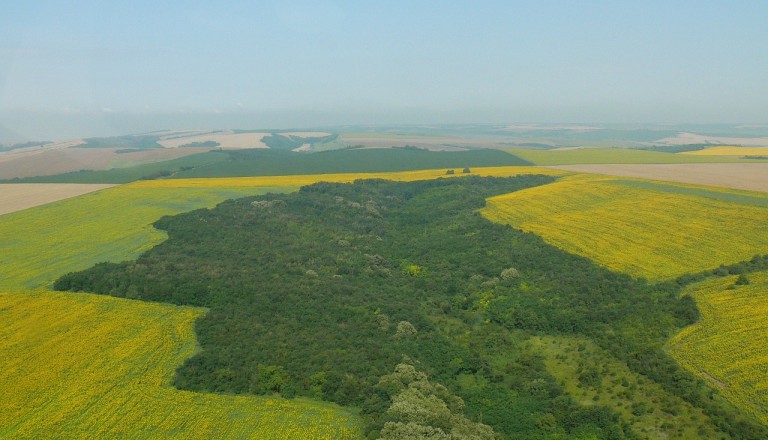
[0,183,289,290]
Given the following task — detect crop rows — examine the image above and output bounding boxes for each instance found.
[0,290,361,439]
[481,174,768,280]
[668,272,768,425]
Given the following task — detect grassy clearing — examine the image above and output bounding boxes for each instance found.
[531,335,726,439]
[0,289,361,439]
[481,174,768,280]
[668,272,768,425]
[682,146,768,156]
[506,147,754,165]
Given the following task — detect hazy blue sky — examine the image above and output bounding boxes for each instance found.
[2,1,767,138]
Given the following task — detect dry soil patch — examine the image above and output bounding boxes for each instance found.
[551,163,768,193]
[0,184,116,216]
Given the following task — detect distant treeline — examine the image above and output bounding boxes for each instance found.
[56,176,768,439]
[173,148,531,178]
[637,144,713,153]
[78,135,163,149]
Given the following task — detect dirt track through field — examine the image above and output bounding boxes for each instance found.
[551,163,768,193]
[0,184,115,216]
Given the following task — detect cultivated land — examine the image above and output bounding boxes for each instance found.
[0,290,361,439]
[682,146,768,156]
[158,130,269,149]
[481,174,768,280]
[0,183,286,289]
[0,146,211,179]
[0,167,566,438]
[0,183,115,216]
[668,273,768,426]
[551,163,768,193]
[0,180,360,439]
[657,132,768,146]
[131,165,567,189]
[506,147,756,165]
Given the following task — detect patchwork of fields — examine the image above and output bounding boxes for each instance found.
[481,174,768,280]
[669,272,768,425]
[3,161,768,437]
[0,166,565,438]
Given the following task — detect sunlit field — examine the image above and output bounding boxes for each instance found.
[669,272,768,425]
[481,174,768,280]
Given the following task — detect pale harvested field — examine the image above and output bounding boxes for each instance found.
[551,163,768,193]
[0,139,84,163]
[158,130,269,149]
[682,146,768,156]
[338,133,505,150]
[0,184,115,216]
[658,132,768,146]
[281,131,331,137]
[0,147,210,179]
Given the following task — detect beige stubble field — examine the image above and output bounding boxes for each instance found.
[0,184,116,216]
[551,163,768,193]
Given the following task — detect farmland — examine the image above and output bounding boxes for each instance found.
[0,183,291,290]
[0,167,567,438]
[681,146,768,156]
[0,289,361,439]
[0,183,115,216]
[668,272,768,425]
[504,147,755,165]
[4,161,768,438]
[0,166,564,290]
[0,145,212,180]
[54,175,768,439]
[551,163,768,193]
[481,174,768,280]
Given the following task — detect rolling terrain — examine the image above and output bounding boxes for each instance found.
[669,272,768,425]
[482,174,768,280]
[551,163,768,193]
[0,290,361,439]
[3,126,768,438]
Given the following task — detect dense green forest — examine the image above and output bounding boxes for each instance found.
[3,148,529,184]
[56,176,768,439]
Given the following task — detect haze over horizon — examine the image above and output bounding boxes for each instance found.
[2,1,767,140]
